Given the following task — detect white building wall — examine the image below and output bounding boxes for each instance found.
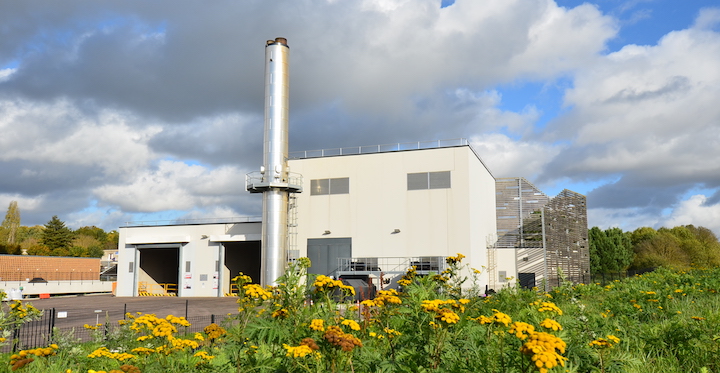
[289,146,502,290]
[117,222,261,297]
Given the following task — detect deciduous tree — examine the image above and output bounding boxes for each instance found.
[589,227,634,274]
[0,201,20,245]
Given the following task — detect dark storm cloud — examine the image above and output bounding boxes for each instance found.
[0,160,104,195]
[586,178,691,210]
[148,114,264,167]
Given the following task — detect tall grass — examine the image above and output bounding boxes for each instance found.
[2,258,720,373]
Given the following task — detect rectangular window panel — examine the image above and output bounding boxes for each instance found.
[429,171,451,189]
[329,177,350,194]
[499,270,507,283]
[128,262,134,273]
[311,179,329,195]
[185,261,191,273]
[407,172,429,190]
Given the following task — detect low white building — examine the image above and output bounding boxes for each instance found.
[116,140,511,297]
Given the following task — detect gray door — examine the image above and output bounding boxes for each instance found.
[518,272,536,289]
[307,238,351,277]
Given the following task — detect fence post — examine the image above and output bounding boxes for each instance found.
[48,308,56,344]
[12,326,20,352]
[211,314,215,325]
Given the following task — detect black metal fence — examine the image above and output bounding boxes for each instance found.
[1,310,234,353]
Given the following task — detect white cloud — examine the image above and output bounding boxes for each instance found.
[0,68,16,82]
[542,11,720,193]
[587,206,662,232]
[659,194,720,234]
[693,7,720,30]
[0,99,160,176]
[93,161,246,212]
[470,133,561,179]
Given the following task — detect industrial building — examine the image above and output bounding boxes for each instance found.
[114,37,588,297]
[115,140,501,297]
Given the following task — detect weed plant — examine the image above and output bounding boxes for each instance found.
[2,258,720,372]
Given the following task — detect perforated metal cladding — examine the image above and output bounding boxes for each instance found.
[429,171,451,189]
[329,177,349,194]
[407,173,428,190]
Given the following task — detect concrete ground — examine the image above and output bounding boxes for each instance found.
[19,294,241,330]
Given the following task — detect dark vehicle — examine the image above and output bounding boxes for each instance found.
[28,278,47,283]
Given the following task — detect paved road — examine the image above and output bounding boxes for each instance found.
[18,294,241,330]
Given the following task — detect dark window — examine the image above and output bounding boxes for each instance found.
[311,178,349,195]
[311,179,330,195]
[408,171,451,190]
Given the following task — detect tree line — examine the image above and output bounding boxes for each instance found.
[0,201,117,258]
[589,224,720,274]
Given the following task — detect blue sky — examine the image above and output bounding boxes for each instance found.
[1,0,719,236]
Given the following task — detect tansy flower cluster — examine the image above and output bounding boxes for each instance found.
[284,344,314,358]
[589,335,621,349]
[271,308,289,318]
[361,289,402,307]
[445,253,466,265]
[539,318,562,331]
[488,309,513,326]
[232,273,253,287]
[309,319,325,331]
[421,299,465,325]
[397,266,417,287]
[341,319,361,331]
[87,365,140,373]
[203,323,227,340]
[323,325,363,352]
[194,350,215,362]
[519,331,567,373]
[128,313,190,340]
[313,275,355,296]
[10,344,58,370]
[509,322,536,340]
[87,347,136,361]
[8,300,41,321]
[369,328,402,339]
[243,284,273,300]
[285,338,321,358]
[532,301,564,315]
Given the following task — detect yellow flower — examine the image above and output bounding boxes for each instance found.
[194,350,215,361]
[283,344,314,358]
[341,319,361,331]
[509,322,536,339]
[491,309,512,326]
[438,309,460,324]
[535,301,563,315]
[539,319,562,331]
[309,319,325,331]
[589,335,620,349]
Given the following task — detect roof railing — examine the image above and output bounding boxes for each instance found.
[289,138,470,159]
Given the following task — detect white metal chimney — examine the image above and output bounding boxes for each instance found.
[246,37,302,287]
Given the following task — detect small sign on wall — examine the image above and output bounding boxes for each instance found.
[183,272,192,289]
